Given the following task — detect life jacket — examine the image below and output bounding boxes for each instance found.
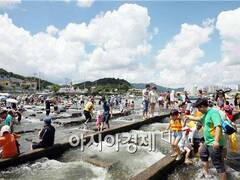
[170,118,182,131]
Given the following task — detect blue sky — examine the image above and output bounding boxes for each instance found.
[0,1,240,87]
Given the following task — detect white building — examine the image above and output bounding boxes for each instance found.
[207,85,219,94]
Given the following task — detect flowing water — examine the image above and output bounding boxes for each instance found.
[0,109,170,180]
[0,124,167,180]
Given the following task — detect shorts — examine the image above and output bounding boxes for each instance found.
[171,131,182,139]
[143,100,149,113]
[200,144,225,173]
[193,138,201,153]
[84,110,92,122]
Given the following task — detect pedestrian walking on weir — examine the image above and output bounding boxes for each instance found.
[83,96,95,127]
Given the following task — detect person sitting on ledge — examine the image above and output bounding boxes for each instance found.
[0,125,20,159]
[32,116,55,150]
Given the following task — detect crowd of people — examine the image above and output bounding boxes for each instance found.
[141,84,240,179]
[83,95,135,131]
[0,88,239,180]
[164,90,240,180]
[0,93,137,159]
[141,84,191,119]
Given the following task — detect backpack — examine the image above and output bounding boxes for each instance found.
[221,119,236,135]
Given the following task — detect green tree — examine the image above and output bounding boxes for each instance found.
[22,84,30,90]
[52,85,60,93]
[0,85,4,91]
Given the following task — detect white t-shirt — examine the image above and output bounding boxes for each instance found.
[189,128,199,139]
[142,89,150,101]
[158,96,164,101]
[149,90,158,103]
[170,92,175,102]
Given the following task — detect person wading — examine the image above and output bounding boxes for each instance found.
[142,84,150,119]
[83,96,95,127]
[186,98,226,180]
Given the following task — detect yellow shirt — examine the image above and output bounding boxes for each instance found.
[188,111,203,128]
[84,102,94,112]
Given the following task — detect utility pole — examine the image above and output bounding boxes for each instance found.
[84,74,86,89]
[33,73,37,93]
[38,72,41,92]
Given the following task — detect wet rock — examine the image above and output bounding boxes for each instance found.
[36,111,43,114]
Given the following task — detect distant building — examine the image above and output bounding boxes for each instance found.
[20,80,37,90]
[207,85,219,94]
[238,84,240,91]
[184,85,198,96]
[0,76,11,89]
[128,88,142,95]
[59,87,88,94]
[0,75,37,91]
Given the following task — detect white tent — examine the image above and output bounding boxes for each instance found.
[0,96,7,100]
[0,93,10,97]
[6,98,18,103]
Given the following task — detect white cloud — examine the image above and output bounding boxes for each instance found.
[156,23,213,70]
[0,0,21,9]
[216,7,240,66]
[153,7,240,88]
[46,25,59,36]
[57,3,151,71]
[0,4,151,84]
[154,21,214,87]
[1,3,239,87]
[76,0,94,7]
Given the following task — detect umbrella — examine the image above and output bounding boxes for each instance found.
[6,98,18,103]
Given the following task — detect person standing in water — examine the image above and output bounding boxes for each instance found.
[167,109,183,161]
[142,84,150,119]
[102,97,111,129]
[83,96,95,126]
[215,90,226,108]
[45,99,51,116]
[149,86,158,117]
[170,90,176,108]
[186,98,226,180]
[4,111,15,133]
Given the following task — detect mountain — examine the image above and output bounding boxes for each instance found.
[131,83,184,92]
[74,78,132,92]
[0,68,54,88]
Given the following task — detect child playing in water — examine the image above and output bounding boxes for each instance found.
[179,126,193,164]
[96,110,103,131]
[167,109,183,160]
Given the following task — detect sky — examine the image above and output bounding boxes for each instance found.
[0,0,240,88]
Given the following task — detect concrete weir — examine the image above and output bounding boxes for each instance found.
[131,154,184,180]
[53,111,131,127]
[0,114,170,170]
